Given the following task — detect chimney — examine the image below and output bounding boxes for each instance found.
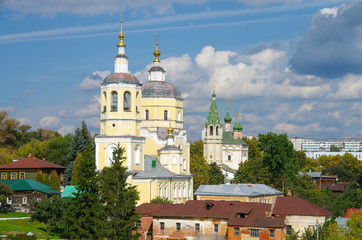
[33,157,36,160]
[42,158,46,161]
[28,153,32,157]
[287,189,292,196]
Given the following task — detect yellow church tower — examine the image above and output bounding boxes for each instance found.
[95,17,193,204]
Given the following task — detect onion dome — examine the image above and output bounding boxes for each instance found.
[224,111,232,123]
[102,72,140,85]
[205,90,221,126]
[142,81,181,98]
[233,121,243,131]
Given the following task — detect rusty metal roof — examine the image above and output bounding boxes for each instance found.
[0,157,66,170]
[272,196,332,216]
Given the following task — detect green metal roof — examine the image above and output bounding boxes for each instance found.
[61,185,77,198]
[222,131,248,146]
[233,121,243,131]
[224,111,232,123]
[0,179,60,194]
[205,91,221,126]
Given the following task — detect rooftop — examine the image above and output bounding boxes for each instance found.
[195,184,282,197]
[0,179,60,194]
[0,156,66,170]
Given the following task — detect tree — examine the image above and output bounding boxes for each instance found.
[233,137,271,184]
[43,134,73,166]
[258,132,298,189]
[0,148,12,165]
[0,111,20,149]
[99,145,140,240]
[12,139,47,159]
[150,197,173,204]
[35,171,43,183]
[208,162,224,185]
[70,153,82,186]
[64,121,94,185]
[0,182,13,206]
[346,209,362,240]
[330,144,341,152]
[43,173,50,186]
[63,145,104,239]
[31,195,66,233]
[49,170,60,191]
[190,140,209,192]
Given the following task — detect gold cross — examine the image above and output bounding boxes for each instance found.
[236,112,242,122]
[120,13,123,23]
[225,98,231,111]
[155,34,159,44]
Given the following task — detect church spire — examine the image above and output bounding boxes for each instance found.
[153,35,161,65]
[205,88,221,126]
[148,35,166,81]
[115,13,128,73]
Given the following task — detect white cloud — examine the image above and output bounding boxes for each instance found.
[330,74,362,99]
[39,116,61,129]
[17,117,33,126]
[75,95,100,117]
[0,106,16,112]
[57,124,75,136]
[320,7,339,17]
[80,71,110,91]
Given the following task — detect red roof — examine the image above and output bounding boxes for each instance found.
[272,196,332,216]
[344,208,360,218]
[137,200,285,228]
[0,157,66,170]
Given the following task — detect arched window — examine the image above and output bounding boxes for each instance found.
[178,111,181,121]
[210,126,213,136]
[204,127,207,136]
[183,158,186,170]
[111,91,118,111]
[145,109,149,120]
[136,92,139,112]
[183,185,186,198]
[172,156,177,165]
[164,184,168,198]
[134,145,141,165]
[216,126,219,136]
[102,91,107,112]
[164,110,168,120]
[158,184,162,197]
[124,91,130,111]
[174,184,177,199]
[178,184,182,198]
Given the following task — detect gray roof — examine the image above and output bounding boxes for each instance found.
[298,172,322,178]
[132,155,191,180]
[195,184,283,197]
[335,217,348,229]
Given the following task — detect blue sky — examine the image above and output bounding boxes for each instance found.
[1,0,362,140]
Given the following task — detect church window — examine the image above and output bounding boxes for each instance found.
[134,145,141,165]
[136,92,139,112]
[158,185,162,197]
[178,184,182,198]
[102,91,107,112]
[216,126,219,136]
[124,91,131,111]
[183,184,186,198]
[210,126,213,136]
[162,156,167,165]
[188,185,191,198]
[145,109,149,120]
[183,158,186,170]
[178,111,181,121]
[228,155,231,161]
[164,110,168,120]
[164,184,168,198]
[174,184,177,199]
[111,91,118,111]
[172,156,177,165]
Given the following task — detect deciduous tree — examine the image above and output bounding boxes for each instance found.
[208,162,224,185]
[0,182,13,206]
[35,171,43,183]
[70,153,82,186]
[49,170,60,191]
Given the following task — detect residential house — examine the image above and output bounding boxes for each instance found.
[194,184,283,204]
[0,179,60,212]
[298,171,338,189]
[0,155,66,185]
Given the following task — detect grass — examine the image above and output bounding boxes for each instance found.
[0,219,61,239]
[0,212,30,218]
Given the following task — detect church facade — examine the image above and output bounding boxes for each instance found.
[202,92,248,181]
[95,19,193,204]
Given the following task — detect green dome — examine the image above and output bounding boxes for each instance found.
[233,122,243,131]
[224,111,232,123]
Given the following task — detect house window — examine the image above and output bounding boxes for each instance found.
[195,223,200,232]
[234,228,239,236]
[11,172,17,179]
[136,220,141,228]
[164,110,168,120]
[22,197,27,204]
[111,91,118,111]
[176,222,181,231]
[270,230,275,238]
[7,198,11,204]
[160,222,165,230]
[214,224,218,232]
[145,109,149,120]
[20,172,25,179]
[124,91,131,111]
[286,225,292,235]
[250,229,259,237]
[1,173,6,179]
[37,198,41,202]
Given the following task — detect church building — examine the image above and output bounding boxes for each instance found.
[95,17,193,204]
[202,92,248,181]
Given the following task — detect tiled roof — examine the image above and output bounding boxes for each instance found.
[195,184,283,197]
[0,157,66,170]
[102,72,140,85]
[272,196,332,216]
[137,200,285,228]
[142,81,181,98]
[321,183,346,192]
[344,208,359,218]
[0,179,59,194]
[298,172,322,178]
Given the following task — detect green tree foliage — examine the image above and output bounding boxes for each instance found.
[12,139,47,159]
[258,132,298,189]
[43,134,73,166]
[346,209,362,240]
[208,162,225,185]
[0,182,13,206]
[43,173,50,186]
[31,195,66,233]
[330,144,341,152]
[150,196,173,204]
[0,147,13,165]
[35,171,43,183]
[70,153,82,186]
[49,170,60,191]
[320,220,348,240]
[233,137,271,184]
[0,111,20,149]
[64,121,94,185]
[190,140,209,192]
[99,145,140,240]
[63,145,104,239]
